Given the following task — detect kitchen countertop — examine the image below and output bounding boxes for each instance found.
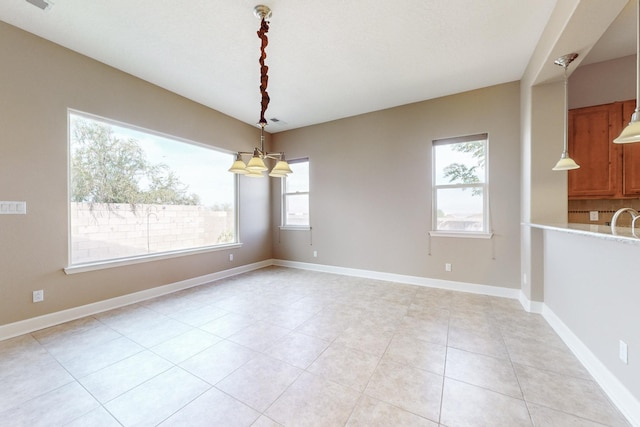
[526,222,640,245]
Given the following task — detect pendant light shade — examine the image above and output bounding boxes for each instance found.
[246,170,265,178]
[614,117,640,143]
[552,153,580,171]
[552,53,580,171]
[268,169,288,178]
[228,154,249,174]
[246,149,268,172]
[270,160,293,175]
[614,0,640,144]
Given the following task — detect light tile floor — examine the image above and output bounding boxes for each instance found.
[0,267,631,426]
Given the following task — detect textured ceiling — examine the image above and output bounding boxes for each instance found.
[582,0,635,66]
[0,0,633,132]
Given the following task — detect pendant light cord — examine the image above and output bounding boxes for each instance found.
[563,64,569,154]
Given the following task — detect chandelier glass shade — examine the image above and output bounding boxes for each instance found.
[552,53,580,171]
[228,5,292,178]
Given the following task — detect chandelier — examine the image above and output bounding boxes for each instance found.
[228,5,292,178]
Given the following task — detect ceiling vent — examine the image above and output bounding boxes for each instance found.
[26,0,53,11]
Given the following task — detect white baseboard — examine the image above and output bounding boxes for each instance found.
[273,259,521,300]
[543,305,640,427]
[2,258,637,425]
[0,259,520,342]
[276,260,639,425]
[518,291,544,313]
[0,259,272,341]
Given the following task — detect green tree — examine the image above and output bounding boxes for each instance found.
[443,141,484,196]
[139,164,200,205]
[71,118,199,206]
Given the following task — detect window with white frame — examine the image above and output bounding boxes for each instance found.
[282,158,309,227]
[432,133,489,236]
[68,111,237,266]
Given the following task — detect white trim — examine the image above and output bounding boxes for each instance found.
[281,157,310,228]
[276,260,637,425]
[429,231,493,239]
[66,108,242,272]
[68,109,239,155]
[517,291,544,313]
[542,305,640,427]
[0,259,271,341]
[3,260,519,343]
[64,243,243,274]
[432,135,490,235]
[273,259,519,299]
[4,257,638,426]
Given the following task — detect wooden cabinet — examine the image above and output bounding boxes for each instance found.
[568,99,640,199]
[568,103,621,198]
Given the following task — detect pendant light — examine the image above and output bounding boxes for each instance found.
[228,5,292,178]
[614,0,640,144]
[552,53,580,171]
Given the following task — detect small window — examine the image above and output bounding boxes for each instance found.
[68,111,237,266]
[282,158,310,228]
[432,133,490,236]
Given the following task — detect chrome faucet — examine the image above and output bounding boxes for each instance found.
[611,207,640,237]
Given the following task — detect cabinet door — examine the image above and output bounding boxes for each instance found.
[622,100,640,196]
[568,103,621,198]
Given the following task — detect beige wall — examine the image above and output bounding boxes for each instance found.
[570,55,636,109]
[271,82,522,289]
[0,0,630,326]
[0,22,273,326]
[544,229,640,404]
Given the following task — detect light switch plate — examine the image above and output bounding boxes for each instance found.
[0,201,27,214]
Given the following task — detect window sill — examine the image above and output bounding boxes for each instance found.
[64,243,243,275]
[429,231,493,239]
[279,226,311,231]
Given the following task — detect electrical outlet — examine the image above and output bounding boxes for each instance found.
[589,211,599,221]
[313,250,318,258]
[445,263,452,272]
[620,340,628,364]
[32,290,44,303]
[229,253,234,261]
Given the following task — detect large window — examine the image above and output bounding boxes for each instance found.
[432,133,489,236]
[282,158,310,227]
[68,111,237,266]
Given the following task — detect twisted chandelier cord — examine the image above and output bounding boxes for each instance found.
[258,17,270,126]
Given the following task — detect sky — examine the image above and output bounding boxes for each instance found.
[135,133,235,207]
[76,114,236,207]
[433,141,486,216]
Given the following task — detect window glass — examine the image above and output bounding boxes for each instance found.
[432,134,488,234]
[282,159,309,227]
[69,111,236,265]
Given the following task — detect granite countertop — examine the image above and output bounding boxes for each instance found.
[526,222,640,245]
